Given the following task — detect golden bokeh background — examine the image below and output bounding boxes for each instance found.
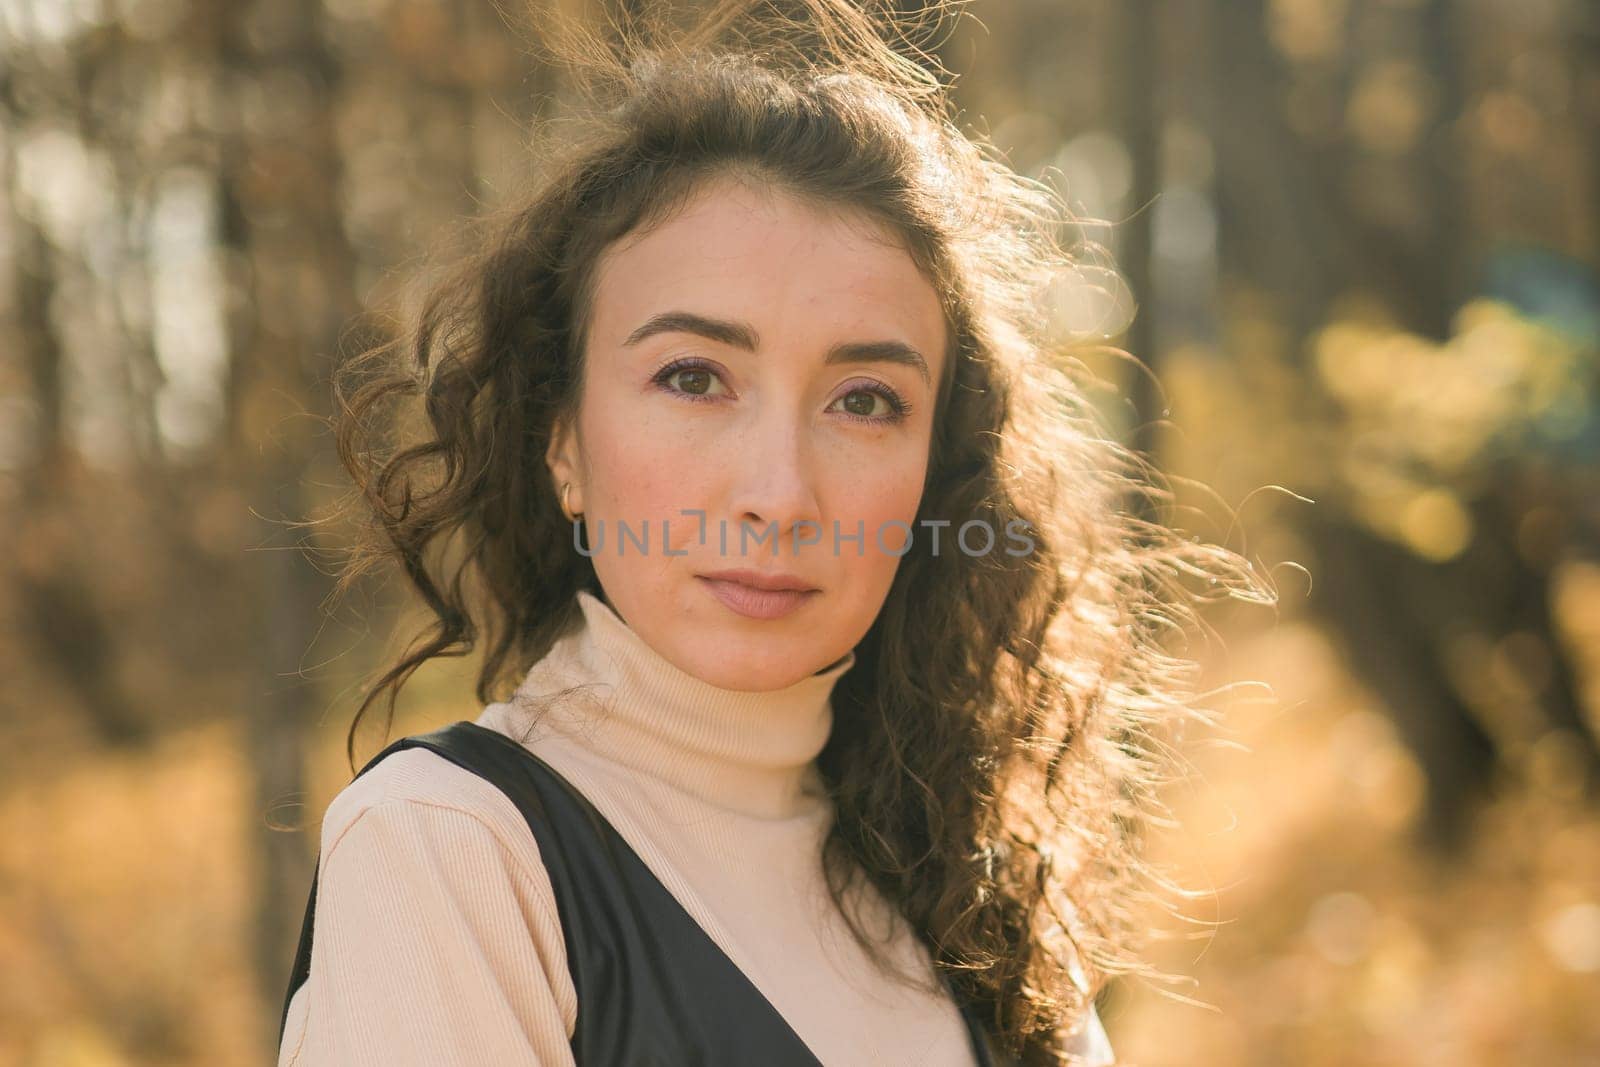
[1,1,1596,1064]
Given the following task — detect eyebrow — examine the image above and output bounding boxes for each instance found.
[621,310,932,386]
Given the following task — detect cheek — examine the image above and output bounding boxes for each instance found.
[580,402,711,520]
[846,467,924,527]
[826,441,931,549]
[827,450,927,641]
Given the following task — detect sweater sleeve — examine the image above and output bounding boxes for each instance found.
[278,797,577,1067]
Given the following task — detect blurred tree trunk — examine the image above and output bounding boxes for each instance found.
[2,40,150,747]
[10,213,65,494]
[1108,0,1160,483]
[203,0,360,1045]
[1419,0,1469,336]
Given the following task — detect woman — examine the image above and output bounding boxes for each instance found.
[277,2,1272,1065]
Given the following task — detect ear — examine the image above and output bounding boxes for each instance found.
[545,413,585,514]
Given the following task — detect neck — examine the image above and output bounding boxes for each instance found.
[509,590,856,819]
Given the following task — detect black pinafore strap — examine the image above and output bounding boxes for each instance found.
[279,720,996,1066]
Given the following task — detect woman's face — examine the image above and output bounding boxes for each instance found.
[547,173,946,691]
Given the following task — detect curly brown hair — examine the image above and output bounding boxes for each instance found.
[322,1,1278,1062]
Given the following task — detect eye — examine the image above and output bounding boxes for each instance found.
[830,382,912,425]
[652,357,731,402]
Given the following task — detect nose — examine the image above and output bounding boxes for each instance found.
[724,404,823,558]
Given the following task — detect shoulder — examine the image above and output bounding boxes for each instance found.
[287,731,581,1062]
[311,733,573,984]
[317,739,541,878]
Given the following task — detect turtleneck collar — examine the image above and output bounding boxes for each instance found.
[507,589,856,820]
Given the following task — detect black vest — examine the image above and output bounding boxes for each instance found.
[279,719,999,1066]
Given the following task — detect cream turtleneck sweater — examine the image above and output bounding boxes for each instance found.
[278,589,1113,1066]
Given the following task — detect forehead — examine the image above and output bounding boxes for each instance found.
[588,175,946,356]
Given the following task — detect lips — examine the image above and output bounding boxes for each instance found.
[695,568,818,592]
[695,572,819,620]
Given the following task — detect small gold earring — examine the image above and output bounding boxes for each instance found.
[560,482,583,524]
